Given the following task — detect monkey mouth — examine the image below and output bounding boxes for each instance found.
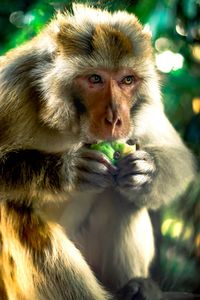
[84,138,126,147]
[82,134,130,145]
[84,137,122,145]
[80,126,132,145]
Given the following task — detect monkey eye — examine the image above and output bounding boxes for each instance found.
[121,75,135,85]
[88,74,102,84]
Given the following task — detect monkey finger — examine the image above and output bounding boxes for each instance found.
[79,148,118,174]
[77,169,115,189]
[77,158,110,175]
[77,157,118,176]
[117,150,153,168]
[117,160,156,179]
[117,174,152,190]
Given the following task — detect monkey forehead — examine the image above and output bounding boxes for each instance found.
[49,54,153,86]
[50,5,152,66]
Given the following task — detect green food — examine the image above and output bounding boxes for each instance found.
[90,142,116,164]
[90,141,136,165]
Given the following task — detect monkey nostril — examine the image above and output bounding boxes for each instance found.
[104,106,122,128]
[104,116,122,127]
[105,117,112,125]
[116,118,122,127]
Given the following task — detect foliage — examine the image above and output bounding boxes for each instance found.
[0,0,199,293]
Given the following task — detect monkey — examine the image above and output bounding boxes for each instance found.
[0,4,196,300]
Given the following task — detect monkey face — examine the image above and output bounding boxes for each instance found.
[47,9,154,145]
[73,68,140,142]
[23,6,156,151]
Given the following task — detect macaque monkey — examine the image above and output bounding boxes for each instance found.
[0,4,196,300]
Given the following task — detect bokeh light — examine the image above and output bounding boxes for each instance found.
[156,50,184,73]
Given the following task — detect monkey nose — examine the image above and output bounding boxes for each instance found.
[104,108,122,128]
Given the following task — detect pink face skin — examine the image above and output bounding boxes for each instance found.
[75,68,140,141]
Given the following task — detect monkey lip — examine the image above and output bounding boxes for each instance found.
[83,135,130,146]
[82,137,115,146]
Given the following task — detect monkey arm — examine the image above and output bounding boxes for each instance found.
[0,147,117,201]
[140,105,196,209]
[142,144,195,209]
[116,104,196,209]
[0,149,77,199]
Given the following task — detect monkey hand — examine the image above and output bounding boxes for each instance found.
[115,150,156,202]
[75,147,117,192]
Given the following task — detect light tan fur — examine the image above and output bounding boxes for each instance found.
[0,4,196,300]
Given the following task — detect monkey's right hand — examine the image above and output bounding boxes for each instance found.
[75,147,117,192]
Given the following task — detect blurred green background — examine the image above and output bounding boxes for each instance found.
[0,0,199,294]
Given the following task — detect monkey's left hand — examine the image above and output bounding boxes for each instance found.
[115,150,156,201]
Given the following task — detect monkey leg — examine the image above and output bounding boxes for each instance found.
[0,201,113,300]
[117,278,163,300]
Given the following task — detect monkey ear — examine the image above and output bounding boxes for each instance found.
[139,24,153,57]
[47,12,70,49]
[49,13,82,56]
